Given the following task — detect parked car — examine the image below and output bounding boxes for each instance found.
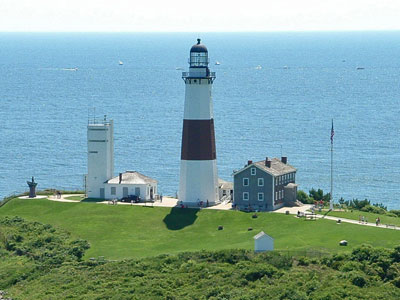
[121,195,141,203]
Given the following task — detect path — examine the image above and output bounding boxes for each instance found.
[314,213,400,231]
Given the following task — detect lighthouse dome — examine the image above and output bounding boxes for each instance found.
[190,39,208,53]
[189,39,209,68]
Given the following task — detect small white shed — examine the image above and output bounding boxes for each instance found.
[253,231,274,252]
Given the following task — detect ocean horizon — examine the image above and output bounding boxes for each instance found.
[1,32,399,209]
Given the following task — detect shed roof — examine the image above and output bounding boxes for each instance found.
[106,171,157,185]
[253,231,274,240]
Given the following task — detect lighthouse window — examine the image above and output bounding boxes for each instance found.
[190,52,208,67]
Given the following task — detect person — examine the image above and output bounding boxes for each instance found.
[361,216,365,223]
[377,217,381,225]
[297,211,300,217]
[376,218,379,226]
[206,199,209,207]
[160,194,163,203]
[131,200,133,206]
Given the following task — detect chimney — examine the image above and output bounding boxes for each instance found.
[119,173,122,184]
[266,160,271,168]
[247,160,253,166]
[281,157,287,164]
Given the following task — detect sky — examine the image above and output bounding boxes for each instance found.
[0,0,400,32]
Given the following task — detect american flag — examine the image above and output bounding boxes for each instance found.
[331,119,335,144]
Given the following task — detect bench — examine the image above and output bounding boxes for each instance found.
[304,213,317,220]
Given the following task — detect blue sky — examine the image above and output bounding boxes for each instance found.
[1,0,399,32]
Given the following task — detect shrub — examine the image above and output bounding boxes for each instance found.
[350,271,367,287]
[361,205,386,215]
[389,210,400,217]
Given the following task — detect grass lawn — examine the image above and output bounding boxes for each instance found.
[327,209,400,226]
[64,195,85,201]
[1,198,399,260]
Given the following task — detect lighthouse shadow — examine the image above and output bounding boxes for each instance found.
[163,207,198,230]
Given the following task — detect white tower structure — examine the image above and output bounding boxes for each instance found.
[179,39,219,206]
[86,116,114,199]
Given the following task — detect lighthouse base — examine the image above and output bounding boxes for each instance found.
[179,160,218,205]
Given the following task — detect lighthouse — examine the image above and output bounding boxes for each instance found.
[179,39,219,206]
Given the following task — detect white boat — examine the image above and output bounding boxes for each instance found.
[255,65,262,70]
[119,61,123,65]
[215,61,221,65]
[62,67,78,71]
[175,67,183,70]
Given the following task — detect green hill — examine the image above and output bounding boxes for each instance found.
[1,198,399,259]
[1,216,400,300]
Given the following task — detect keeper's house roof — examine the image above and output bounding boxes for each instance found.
[235,158,296,177]
[106,171,157,185]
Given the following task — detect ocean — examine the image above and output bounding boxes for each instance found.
[0,32,399,209]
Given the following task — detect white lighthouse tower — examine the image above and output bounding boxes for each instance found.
[179,39,219,206]
[86,116,114,199]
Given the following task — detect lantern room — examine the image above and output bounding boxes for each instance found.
[189,39,209,68]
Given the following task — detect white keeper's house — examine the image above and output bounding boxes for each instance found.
[85,116,158,200]
[104,171,157,200]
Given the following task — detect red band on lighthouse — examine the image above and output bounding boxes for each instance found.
[181,119,216,160]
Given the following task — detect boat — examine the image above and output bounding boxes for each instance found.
[175,67,183,70]
[356,67,365,70]
[215,61,221,65]
[62,67,78,71]
[255,65,262,70]
[119,61,123,65]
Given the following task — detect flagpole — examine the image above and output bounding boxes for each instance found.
[330,119,334,211]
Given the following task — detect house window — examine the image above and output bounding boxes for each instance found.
[111,187,116,195]
[258,193,264,201]
[243,178,249,186]
[243,192,249,201]
[275,191,278,200]
[251,168,256,175]
[258,178,264,186]
[279,190,281,199]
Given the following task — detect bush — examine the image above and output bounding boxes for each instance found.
[361,205,387,215]
[297,190,311,204]
[389,210,400,217]
[350,271,367,287]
